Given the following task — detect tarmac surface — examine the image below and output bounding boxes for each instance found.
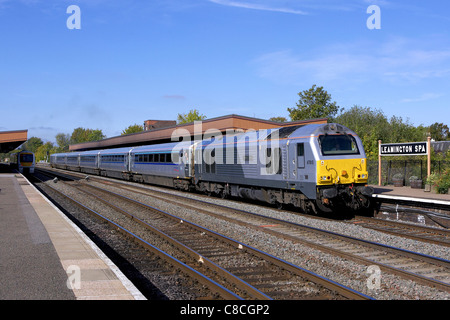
[0,173,75,299]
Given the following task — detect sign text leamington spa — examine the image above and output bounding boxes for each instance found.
[379,142,428,156]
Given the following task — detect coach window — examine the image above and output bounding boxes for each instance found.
[245,137,250,164]
[211,149,216,173]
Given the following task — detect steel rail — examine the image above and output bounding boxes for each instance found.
[350,215,450,247]
[32,176,243,300]
[93,179,450,293]
[71,183,272,300]
[77,182,373,300]
[38,167,450,247]
[36,167,450,293]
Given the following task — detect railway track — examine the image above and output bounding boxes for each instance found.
[35,167,450,296]
[36,166,450,247]
[33,168,370,300]
[30,173,240,300]
[350,215,450,247]
[92,179,450,293]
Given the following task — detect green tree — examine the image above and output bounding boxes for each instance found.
[288,85,341,121]
[177,109,207,124]
[70,128,106,144]
[388,116,427,144]
[55,133,70,152]
[35,142,54,162]
[335,106,390,159]
[335,105,428,160]
[121,124,143,135]
[269,116,287,123]
[428,122,450,141]
[20,137,43,153]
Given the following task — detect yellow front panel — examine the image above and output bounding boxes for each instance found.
[317,158,368,185]
[21,162,33,167]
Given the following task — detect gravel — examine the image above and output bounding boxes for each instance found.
[41,175,450,300]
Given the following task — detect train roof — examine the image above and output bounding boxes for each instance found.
[201,123,357,149]
[132,141,192,153]
[78,150,101,156]
[98,146,135,155]
[265,123,356,140]
[50,124,358,156]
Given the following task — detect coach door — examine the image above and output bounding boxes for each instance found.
[290,143,305,180]
[181,149,189,177]
[297,143,305,169]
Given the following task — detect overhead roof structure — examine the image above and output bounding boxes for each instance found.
[70,114,328,152]
[0,130,28,153]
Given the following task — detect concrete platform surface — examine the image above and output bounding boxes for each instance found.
[0,173,145,300]
[371,185,450,206]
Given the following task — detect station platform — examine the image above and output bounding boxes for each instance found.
[370,185,450,207]
[0,171,146,300]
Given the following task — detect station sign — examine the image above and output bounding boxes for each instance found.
[379,142,428,156]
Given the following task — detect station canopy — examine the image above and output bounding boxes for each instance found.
[0,130,28,153]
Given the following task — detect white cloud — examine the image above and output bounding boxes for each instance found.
[211,0,392,14]
[253,37,450,85]
[208,0,307,15]
[401,93,444,103]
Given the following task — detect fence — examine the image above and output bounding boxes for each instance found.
[367,160,449,186]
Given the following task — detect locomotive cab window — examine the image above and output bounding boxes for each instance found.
[20,153,34,162]
[319,134,360,156]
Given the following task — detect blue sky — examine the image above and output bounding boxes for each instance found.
[1,0,449,143]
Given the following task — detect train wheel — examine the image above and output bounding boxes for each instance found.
[314,200,333,215]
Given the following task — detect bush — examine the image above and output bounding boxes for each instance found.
[393,173,403,180]
[436,170,450,194]
[426,173,439,186]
